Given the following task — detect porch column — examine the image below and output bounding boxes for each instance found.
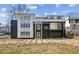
[41,22,42,39]
[35,22,36,39]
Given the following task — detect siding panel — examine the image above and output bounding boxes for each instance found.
[11,20,17,38]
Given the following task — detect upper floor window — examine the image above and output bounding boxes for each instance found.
[21,23,30,28]
[57,16,61,19]
[69,19,75,23]
[50,17,54,19]
[21,23,25,28]
[27,24,30,28]
[69,19,79,23]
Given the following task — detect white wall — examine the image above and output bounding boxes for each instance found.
[16,15,34,38]
[65,17,70,32]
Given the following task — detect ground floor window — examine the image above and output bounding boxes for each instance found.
[21,31,30,36]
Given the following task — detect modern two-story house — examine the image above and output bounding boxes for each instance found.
[11,14,66,39]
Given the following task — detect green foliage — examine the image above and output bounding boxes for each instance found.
[4,32,11,35]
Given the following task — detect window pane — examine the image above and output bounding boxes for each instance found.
[26,32,30,36]
[21,23,22,27]
[28,24,30,28]
[36,24,41,30]
[25,24,27,28]
[21,23,30,28]
[21,32,25,36]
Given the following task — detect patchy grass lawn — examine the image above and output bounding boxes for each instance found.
[0,43,79,54]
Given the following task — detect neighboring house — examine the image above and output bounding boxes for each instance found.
[11,14,66,39]
[66,16,79,35]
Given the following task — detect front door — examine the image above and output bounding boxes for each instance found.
[35,23,42,39]
[36,32,41,38]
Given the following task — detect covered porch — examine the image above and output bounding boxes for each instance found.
[33,21,65,39]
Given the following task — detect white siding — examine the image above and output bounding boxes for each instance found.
[16,15,34,38]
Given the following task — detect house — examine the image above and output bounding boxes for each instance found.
[11,14,66,39]
[66,16,79,35]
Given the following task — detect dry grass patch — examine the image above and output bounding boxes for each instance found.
[0,43,79,54]
[74,35,79,40]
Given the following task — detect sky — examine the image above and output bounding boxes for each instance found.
[0,4,79,24]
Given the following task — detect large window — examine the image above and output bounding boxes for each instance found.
[69,19,79,23]
[57,16,61,19]
[50,23,62,30]
[21,23,30,28]
[21,31,30,36]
